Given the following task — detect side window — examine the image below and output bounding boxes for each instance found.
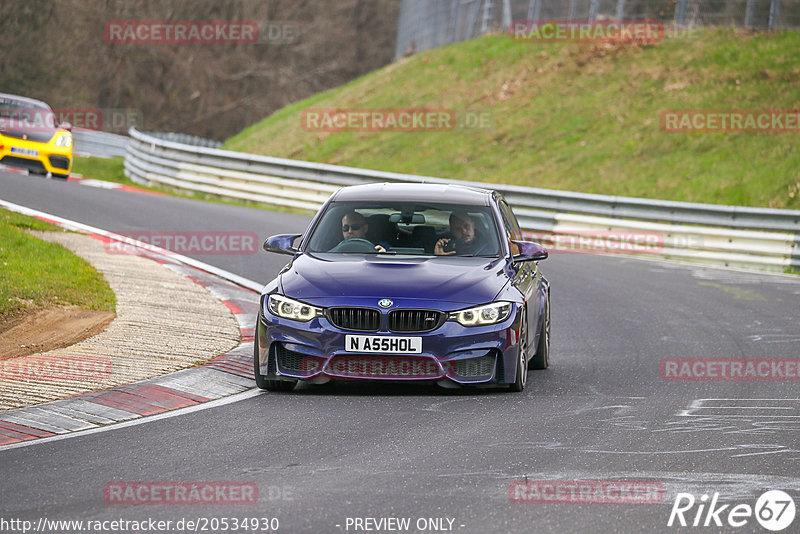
[500,201,523,239]
[498,200,522,255]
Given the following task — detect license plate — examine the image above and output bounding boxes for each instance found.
[345,335,422,354]
[10,146,38,157]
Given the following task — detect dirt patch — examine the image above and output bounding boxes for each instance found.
[0,307,115,360]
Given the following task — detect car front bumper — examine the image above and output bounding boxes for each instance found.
[256,297,524,386]
[0,135,73,175]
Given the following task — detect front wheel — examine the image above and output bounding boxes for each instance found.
[253,333,297,392]
[509,310,529,392]
[529,292,550,370]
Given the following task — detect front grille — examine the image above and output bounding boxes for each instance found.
[328,307,380,332]
[389,309,444,333]
[454,355,496,378]
[0,156,45,172]
[276,344,304,371]
[326,355,442,379]
[274,343,323,377]
[49,155,70,170]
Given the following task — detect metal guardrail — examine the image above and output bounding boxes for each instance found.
[146,131,222,149]
[72,129,129,158]
[125,127,800,272]
[72,130,221,159]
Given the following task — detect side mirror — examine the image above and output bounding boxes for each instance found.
[511,240,548,262]
[263,234,302,255]
[59,122,73,132]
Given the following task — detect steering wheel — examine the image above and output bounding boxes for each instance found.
[328,238,377,253]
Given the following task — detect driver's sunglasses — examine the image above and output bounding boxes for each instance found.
[342,224,362,232]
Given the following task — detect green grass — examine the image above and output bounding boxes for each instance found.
[71,155,127,183]
[0,209,116,318]
[224,28,800,209]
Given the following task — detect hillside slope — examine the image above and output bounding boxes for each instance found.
[224,29,800,209]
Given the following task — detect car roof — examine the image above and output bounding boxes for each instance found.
[0,93,52,110]
[331,182,493,206]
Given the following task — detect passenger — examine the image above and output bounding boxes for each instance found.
[434,211,490,256]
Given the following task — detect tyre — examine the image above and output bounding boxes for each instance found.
[253,333,297,392]
[509,310,529,392]
[529,292,550,370]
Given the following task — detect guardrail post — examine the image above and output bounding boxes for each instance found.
[527,0,541,21]
[589,0,600,21]
[501,0,511,29]
[615,0,626,22]
[480,0,494,34]
[793,234,800,271]
[466,0,481,39]
[568,0,577,20]
[768,0,780,30]
[674,0,688,27]
[744,0,755,29]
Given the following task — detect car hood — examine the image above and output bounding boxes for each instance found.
[280,253,508,305]
[0,125,58,143]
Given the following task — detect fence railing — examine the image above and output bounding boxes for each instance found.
[395,0,800,59]
[125,127,799,272]
[72,129,129,158]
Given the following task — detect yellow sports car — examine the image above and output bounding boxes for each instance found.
[0,93,73,179]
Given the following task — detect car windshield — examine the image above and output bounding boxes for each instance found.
[306,201,502,257]
[0,97,55,128]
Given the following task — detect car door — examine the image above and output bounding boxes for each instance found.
[497,198,539,340]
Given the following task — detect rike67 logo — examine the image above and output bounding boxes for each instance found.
[668,490,796,531]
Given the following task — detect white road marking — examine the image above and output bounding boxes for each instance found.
[0,390,264,451]
[679,398,800,419]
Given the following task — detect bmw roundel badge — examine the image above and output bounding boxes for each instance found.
[378,298,393,308]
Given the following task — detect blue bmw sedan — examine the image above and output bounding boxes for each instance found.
[255,183,550,392]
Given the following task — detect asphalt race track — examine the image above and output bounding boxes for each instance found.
[2,170,800,533]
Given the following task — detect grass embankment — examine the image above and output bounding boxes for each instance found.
[0,209,116,319]
[70,156,128,184]
[224,28,800,209]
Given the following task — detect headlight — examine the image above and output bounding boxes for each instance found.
[54,134,72,148]
[266,294,322,322]
[449,301,512,326]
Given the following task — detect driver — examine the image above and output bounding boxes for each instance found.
[434,211,489,256]
[339,211,386,253]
